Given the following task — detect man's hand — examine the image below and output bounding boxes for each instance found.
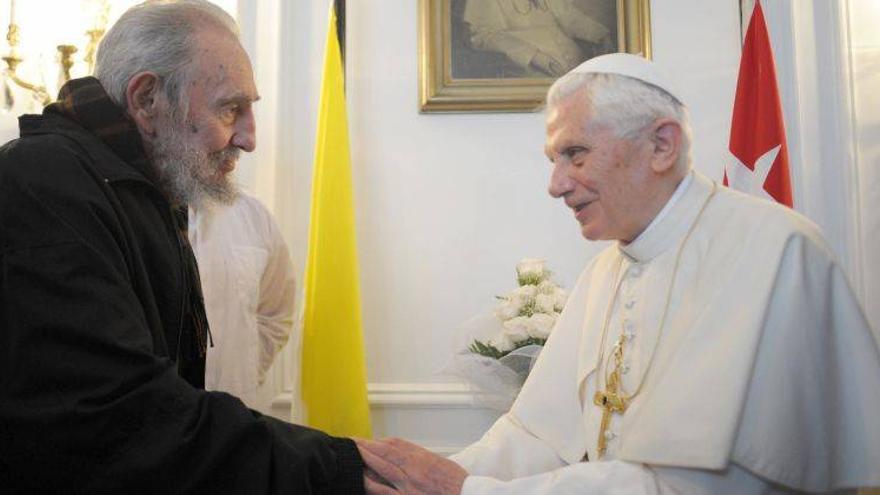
[356,438,468,495]
[530,51,566,77]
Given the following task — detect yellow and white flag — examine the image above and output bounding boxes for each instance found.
[299,3,372,438]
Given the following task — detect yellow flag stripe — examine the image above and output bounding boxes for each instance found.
[300,4,372,438]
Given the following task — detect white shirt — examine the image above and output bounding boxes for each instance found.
[451,171,880,494]
[188,194,295,409]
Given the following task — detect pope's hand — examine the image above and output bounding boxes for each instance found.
[356,438,468,495]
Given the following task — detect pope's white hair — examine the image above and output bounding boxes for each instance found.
[94,0,239,114]
[547,72,693,172]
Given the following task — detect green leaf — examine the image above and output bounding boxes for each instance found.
[518,299,537,317]
[517,273,544,286]
[468,337,547,360]
[468,339,505,359]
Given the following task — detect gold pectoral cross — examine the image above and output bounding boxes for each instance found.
[593,367,627,458]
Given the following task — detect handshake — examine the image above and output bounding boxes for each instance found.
[356,438,468,495]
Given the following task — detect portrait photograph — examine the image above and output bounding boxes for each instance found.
[419,0,651,112]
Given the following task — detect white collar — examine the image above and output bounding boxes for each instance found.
[618,171,712,263]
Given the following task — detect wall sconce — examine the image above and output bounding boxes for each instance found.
[0,0,236,114]
[1,0,110,112]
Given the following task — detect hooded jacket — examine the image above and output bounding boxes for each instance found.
[0,79,363,494]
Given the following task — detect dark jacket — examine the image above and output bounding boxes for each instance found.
[0,107,364,493]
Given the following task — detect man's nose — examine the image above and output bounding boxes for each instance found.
[232,109,256,152]
[548,161,574,199]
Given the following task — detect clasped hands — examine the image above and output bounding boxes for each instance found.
[356,438,468,495]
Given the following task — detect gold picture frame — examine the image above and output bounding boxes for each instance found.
[419,0,652,113]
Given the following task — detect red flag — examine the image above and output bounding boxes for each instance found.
[724,0,793,207]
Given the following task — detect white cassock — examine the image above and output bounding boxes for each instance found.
[188,193,296,410]
[451,171,880,494]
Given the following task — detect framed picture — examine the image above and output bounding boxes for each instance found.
[419,0,652,113]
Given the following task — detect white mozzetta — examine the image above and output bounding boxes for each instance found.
[452,172,880,493]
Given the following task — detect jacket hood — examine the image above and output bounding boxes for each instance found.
[17,109,156,186]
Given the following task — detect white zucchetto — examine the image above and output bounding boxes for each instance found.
[568,53,685,105]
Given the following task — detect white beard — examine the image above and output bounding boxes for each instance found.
[150,118,241,208]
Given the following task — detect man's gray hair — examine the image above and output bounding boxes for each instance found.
[547,72,693,171]
[94,0,239,113]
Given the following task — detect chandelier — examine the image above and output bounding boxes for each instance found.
[1,0,237,114]
[1,0,111,112]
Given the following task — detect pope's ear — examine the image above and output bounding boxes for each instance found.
[125,72,163,136]
[649,118,682,173]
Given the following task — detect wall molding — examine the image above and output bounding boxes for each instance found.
[271,382,483,410]
[268,382,492,455]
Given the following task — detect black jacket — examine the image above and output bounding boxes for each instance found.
[0,109,364,493]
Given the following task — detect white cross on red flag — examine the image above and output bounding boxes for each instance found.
[724,0,793,207]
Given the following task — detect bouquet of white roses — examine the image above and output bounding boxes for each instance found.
[445,259,567,410]
[470,258,567,359]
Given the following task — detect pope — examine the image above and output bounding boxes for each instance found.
[357,53,880,494]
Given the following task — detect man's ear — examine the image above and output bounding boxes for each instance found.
[125,72,163,137]
[649,118,682,174]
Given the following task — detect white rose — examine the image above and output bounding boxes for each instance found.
[517,258,546,284]
[526,313,556,339]
[535,293,556,314]
[517,258,545,277]
[537,280,557,294]
[488,333,515,353]
[494,298,522,321]
[502,316,531,342]
[512,284,538,299]
[554,288,568,311]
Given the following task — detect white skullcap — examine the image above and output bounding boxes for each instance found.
[568,53,685,106]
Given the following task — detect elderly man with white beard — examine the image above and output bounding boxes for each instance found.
[0,1,363,493]
[356,53,880,494]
